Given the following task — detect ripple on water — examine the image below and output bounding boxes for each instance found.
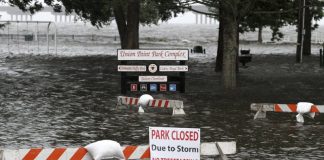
[0,55,324,159]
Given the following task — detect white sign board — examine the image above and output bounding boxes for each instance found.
[159,65,189,72]
[117,65,146,72]
[139,76,167,82]
[149,127,200,160]
[117,49,189,61]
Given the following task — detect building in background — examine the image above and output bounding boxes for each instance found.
[0,5,217,24]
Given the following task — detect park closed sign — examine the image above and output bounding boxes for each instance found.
[149,127,200,160]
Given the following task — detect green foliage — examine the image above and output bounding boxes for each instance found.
[140,0,184,25]
[41,0,184,27]
[239,0,294,41]
[242,0,324,41]
[3,0,184,28]
[7,0,43,14]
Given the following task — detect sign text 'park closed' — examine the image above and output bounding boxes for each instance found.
[149,127,200,160]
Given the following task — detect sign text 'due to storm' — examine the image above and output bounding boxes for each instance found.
[118,49,189,61]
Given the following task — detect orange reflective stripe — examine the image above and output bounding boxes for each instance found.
[287,104,297,112]
[164,100,169,108]
[23,148,42,160]
[274,104,282,112]
[70,148,87,160]
[140,147,150,159]
[123,146,137,159]
[151,100,156,107]
[158,100,163,107]
[135,98,139,105]
[311,105,320,112]
[47,148,66,160]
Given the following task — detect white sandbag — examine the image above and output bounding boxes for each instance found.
[296,102,314,123]
[296,113,305,123]
[138,94,153,107]
[138,94,153,113]
[138,106,145,114]
[297,102,313,114]
[85,140,125,160]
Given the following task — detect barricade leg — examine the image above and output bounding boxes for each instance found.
[172,107,186,115]
[216,142,228,160]
[172,102,186,116]
[0,150,3,160]
[254,106,267,119]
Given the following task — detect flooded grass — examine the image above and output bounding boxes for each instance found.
[0,54,324,159]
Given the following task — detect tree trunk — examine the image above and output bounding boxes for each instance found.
[215,4,224,72]
[258,26,263,43]
[113,0,140,49]
[126,0,140,49]
[303,2,311,56]
[113,0,140,94]
[296,0,304,63]
[222,0,238,90]
[113,2,127,49]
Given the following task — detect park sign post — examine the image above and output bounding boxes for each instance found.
[149,127,200,160]
[117,49,189,94]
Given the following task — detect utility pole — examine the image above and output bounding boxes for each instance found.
[296,0,305,63]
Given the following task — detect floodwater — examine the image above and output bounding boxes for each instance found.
[1,53,324,159]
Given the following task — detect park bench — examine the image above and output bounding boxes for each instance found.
[191,45,206,54]
[239,49,252,67]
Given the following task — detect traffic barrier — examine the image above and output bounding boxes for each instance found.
[117,96,185,115]
[251,103,324,119]
[0,142,236,160]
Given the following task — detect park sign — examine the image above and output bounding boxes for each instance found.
[159,65,189,72]
[117,49,188,94]
[117,49,189,61]
[149,127,200,160]
[117,65,146,72]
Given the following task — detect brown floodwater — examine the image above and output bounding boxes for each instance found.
[1,54,324,159]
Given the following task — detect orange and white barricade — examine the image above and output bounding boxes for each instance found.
[116,96,185,115]
[0,142,236,160]
[251,103,324,119]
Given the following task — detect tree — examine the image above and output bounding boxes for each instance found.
[6,0,43,13]
[42,0,184,49]
[240,0,295,43]
[221,0,239,89]
[295,0,324,61]
[302,0,324,56]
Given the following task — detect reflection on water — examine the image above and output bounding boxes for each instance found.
[0,55,324,159]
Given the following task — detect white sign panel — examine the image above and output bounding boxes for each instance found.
[139,76,167,82]
[159,65,189,72]
[117,65,146,72]
[149,127,200,160]
[117,49,189,61]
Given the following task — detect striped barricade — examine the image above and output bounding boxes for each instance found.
[116,96,185,115]
[251,103,324,119]
[0,142,236,160]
